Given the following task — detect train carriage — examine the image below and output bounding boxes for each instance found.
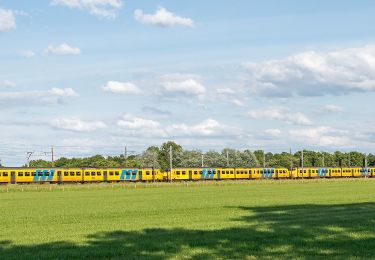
[341,168,353,178]
[329,168,342,178]
[275,168,290,179]
[139,168,162,182]
[83,168,104,182]
[14,168,58,183]
[235,168,250,179]
[200,168,219,180]
[219,168,235,180]
[0,169,11,183]
[250,168,263,179]
[59,168,83,183]
[172,168,191,181]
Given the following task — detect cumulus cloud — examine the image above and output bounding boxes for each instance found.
[19,50,35,58]
[264,129,282,137]
[50,0,122,19]
[134,7,194,27]
[0,88,78,106]
[166,119,224,137]
[159,74,206,99]
[0,80,16,88]
[322,104,344,113]
[215,87,246,107]
[117,114,238,139]
[242,45,375,97]
[51,118,107,132]
[102,81,141,94]
[117,114,161,130]
[0,9,16,32]
[44,43,81,55]
[289,127,351,147]
[247,107,312,126]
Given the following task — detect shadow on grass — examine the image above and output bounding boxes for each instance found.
[1,203,375,259]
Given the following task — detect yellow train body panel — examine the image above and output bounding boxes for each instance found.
[140,168,161,181]
[83,168,105,182]
[275,168,290,178]
[329,168,341,177]
[172,168,191,181]
[250,168,262,179]
[0,169,11,183]
[59,168,83,182]
[104,168,122,182]
[219,168,235,179]
[15,168,58,183]
[341,168,353,177]
[235,168,250,179]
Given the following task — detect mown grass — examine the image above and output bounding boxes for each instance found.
[0,179,375,259]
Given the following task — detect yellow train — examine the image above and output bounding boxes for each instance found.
[0,167,373,184]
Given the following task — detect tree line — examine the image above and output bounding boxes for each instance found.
[21,141,375,170]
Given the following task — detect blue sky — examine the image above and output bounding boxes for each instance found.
[1,0,375,166]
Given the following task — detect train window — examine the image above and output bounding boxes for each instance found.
[3,172,8,176]
[109,171,114,176]
[64,172,69,176]
[146,171,150,175]
[38,172,43,176]
[25,172,30,176]
[91,172,95,176]
[97,172,102,176]
[76,172,81,176]
[126,172,130,175]
[194,171,198,174]
[199,171,203,174]
[70,172,75,176]
[182,171,186,175]
[115,171,119,176]
[132,172,136,175]
[18,172,24,177]
[97,171,101,174]
[176,171,180,175]
[85,172,89,176]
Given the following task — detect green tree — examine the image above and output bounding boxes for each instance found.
[158,141,183,171]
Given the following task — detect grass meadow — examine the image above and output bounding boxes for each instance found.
[0,179,375,259]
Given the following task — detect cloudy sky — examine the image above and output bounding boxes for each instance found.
[1,1,375,166]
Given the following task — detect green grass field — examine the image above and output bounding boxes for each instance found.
[1,179,375,259]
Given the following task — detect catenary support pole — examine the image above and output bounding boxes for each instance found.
[169,145,173,183]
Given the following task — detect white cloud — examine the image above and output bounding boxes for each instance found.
[0,9,15,32]
[166,119,221,137]
[289,127,350,147]
[134,7,194,27]
[50,0,122,19]
[242,45,375,97]
[322,104,344,113]
[159,74,206,99]
[117,114,160,130]
[264,129,282,137]
[51,118,107,132]
[0,80,16,88]
[117,114,238,139]
[102,81,141,94]
[44,43,81,55]
[247,107,312,126]
[19,50,35,58]
[0,88,78,106]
